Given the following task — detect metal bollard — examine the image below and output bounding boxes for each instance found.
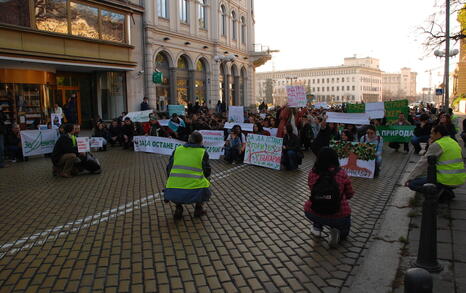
[412,156,443,273]
[404,268,433,293]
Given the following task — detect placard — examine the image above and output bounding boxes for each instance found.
[384,99,409,121]
[51,113,62,127]
[123,110,153,123]
[20,129,58,157]
[347,103,365,113]
[331,141,376,179]
[90,137,105,148]
[244,134,283,170]
[168,105,185,116]
[76,137,90,153]
[198,130,225,159]
[326,112,370,125]
[286,86,307,108]
[365,102,385,119]
[224,122,254,132]
[376,125,415,143]
[313,102,329,109]
[228,106,245,123]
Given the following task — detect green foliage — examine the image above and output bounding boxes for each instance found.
[330,140,376,160]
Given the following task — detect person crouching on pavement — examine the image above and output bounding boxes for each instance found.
[51,123,83,178]
[164,131,211,219]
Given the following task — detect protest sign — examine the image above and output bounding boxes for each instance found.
[90,137,105,148]
[77,137,90,153]
[224,122,254,132]
[159,119,169,126]
[199,130,225,159]
[168,105,185,116]
[124,110,153,123]
[384,99,409,121]
[38,125,48,130]
[265,128,278,137]
[228,106,245,123]
[244,134,283,170]
[347,103,365,113]
[326,112,370,125]
[331,140,376,179]
[51,113,62,127]
[286,86,307,108]
[20,129,58,157]
[313,102,329,109]
[376,125,415,143]
[365,102,385,119]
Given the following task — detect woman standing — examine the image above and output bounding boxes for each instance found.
[282,124,301,170]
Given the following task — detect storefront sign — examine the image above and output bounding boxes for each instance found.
[124,110,153,123]
[365,102,385,119]
[21,129,58,157]
[330,141,376,179]
[286,86,307,108]
[168,105,185,116]
[384,99,409,121]
[376,125,415,142]
[244,134,283,170]
[77,137,90,153]
[228,106,245,123]
[90,137,105,148]
[326,112,370,125]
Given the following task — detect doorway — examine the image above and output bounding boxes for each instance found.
[57,86,81,124]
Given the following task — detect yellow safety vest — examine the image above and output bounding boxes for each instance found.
[166,146,210,189]
[436,136,466,186]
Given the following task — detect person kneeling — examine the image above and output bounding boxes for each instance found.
[304,147,355,248]
[164,132,211,219]
[51,123,83,178]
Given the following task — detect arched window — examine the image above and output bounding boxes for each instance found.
[157,0,168,18]
[231,10,237,40]
[198,0,207,29]
[155,52,171,109]
[195,59,208,104]
[176,55,190,105]
[241,16,246,44]
[220,5,226,36]
[179,0,188,23]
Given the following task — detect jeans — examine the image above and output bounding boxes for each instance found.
[411,135,429,153]
[305,213,351,238]
[282,150,298,170]
[224,146,243,163]
[0,134,4,167]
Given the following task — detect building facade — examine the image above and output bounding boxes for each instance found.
[0,0,145,128]
[452,6,466,101]
[382,68,417,102]
[256,57,383,105]
[143,0,271,111]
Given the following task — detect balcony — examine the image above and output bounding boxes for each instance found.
[250,44,278,68]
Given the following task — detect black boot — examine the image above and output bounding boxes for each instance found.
[194,203,206,217]
[174,205,183,219]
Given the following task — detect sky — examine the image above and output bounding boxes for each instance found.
[254,0,461,93]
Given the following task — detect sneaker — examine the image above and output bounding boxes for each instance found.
[174,205,183,220]
[311,227,322,237]
[329,228,340,248]
[194,205,207,217]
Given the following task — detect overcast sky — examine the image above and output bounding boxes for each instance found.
[254,0,460,92]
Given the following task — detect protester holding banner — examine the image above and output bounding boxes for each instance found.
[252,122,271,136]
[164,131,211,219]
[51,124,82,178]
[92,122,109,151]
[360,125,383,177]
[282,124,301,171]
[168,114,187,138]
[147,116,167,137]
[412,114,432,154]
[388,113,411,153]
[224,125,246,164]
[304,147,355,247]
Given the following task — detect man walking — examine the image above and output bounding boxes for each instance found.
[164,131,211,219]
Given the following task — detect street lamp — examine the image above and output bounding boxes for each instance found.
[434,48,459,111]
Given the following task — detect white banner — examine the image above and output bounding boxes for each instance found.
[51,113,62,127]
[224,122,254,132]
[264,128,278,137]
[124,110,153,123]
[21,129,58,157]
[314,102,330,109]
[365,102,385,119]
[168,105,185,116]
[326,112,370,125]
[244,134,283,170]
[159,119,169,126]
[286,86,307,108]
[199,130,225,159]
[90,137,105,148]
[228,106,244,123]
[77,137,90,153]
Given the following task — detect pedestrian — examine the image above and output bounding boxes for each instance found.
[405,124,466,202]
[282,124,301,170]
[304,147,355,248]
[164,131,211,219]
[140,97,150,111]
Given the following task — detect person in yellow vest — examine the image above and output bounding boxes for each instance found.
[164,131,212,219]
[405,124,466,202]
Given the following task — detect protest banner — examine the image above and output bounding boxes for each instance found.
[51,113,62,127]
[224,122,254,132]
[159,119,169,126]
[265,128,278,137]
[313,102,329,109]
[347,103,365,113]
[77,137,91,153]
[376,125,415,143]
[244,134,283,170]
[286,86,307,108]
[124,110,153,123]
[365,102,385,119]
[384,99,409,121]
[199,130,225,159]
[326,112,370,125]
[20,129,58,157]
[330,140,376,179]
[89,137,105,148]
[168,105,185,116]
[228,106,245,123]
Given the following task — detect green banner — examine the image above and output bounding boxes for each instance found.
[384,99,408,121]
[376,125,415,143]
[347,103,365,113]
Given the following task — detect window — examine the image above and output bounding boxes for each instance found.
[101,10,125,42]
[158,0,168,18]
[231,10,237,40]
[241,16,246,44]
[70,2,98,39]
[179,0,188,23]
[352,86,355,91]
[35,0,68,34]
[198,0,206,28]
[220,5,226,36]
[0,0,30,27]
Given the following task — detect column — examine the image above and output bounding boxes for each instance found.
[169,67,177,105]
[225,73,230,107]
[188,69,195,103]
[234,75,240,106]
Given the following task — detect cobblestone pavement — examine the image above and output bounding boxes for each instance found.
[0,147,410,293]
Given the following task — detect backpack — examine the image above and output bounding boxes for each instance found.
[310,169,341,214]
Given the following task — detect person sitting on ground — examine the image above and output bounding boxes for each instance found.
[108,120,122,146]
[122,117,135,149]
[168,113,186,139]
[252,122,271,136]
[224,125,246,164]
[134,122,145,136]
[412,113,432,155]
[146,115,166,137]
[360,125,383,177]
[73,124,81,137]
[436,113,457,140]
[282,124,301,171]
[405,124,466,202]
[51,123,83,178]
[388,112,411,153]
[93,122,109,151]
[164,131,211,219]
[304,147,355,248]
[5,124,25,162]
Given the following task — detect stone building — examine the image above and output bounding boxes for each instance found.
[382,68,417,102]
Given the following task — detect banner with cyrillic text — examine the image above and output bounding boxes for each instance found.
[331,140,376,179]
[90,137,105,148]
[244,134,283,170]
[384,100,409,121]
[326,112,371,125]
[228,106,244,123]
[365,102,385,119]
[77,137,90,153]
[20,129,58,157]
[124,110,153,123]
[199,130,225,159]
[168,105,185,117]
[376,125,415,143]
[286,86,307,108]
